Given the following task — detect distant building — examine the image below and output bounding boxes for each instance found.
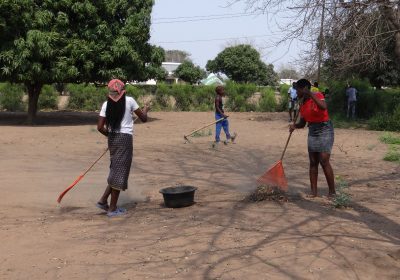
[280,78,296,85]
[162,62,181,84]
[130,62,182,85]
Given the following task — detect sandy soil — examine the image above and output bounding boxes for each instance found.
[1,111,399,280]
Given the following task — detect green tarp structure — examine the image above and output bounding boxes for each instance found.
[200,73,224,85]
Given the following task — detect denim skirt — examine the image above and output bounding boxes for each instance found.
[308,120,334,153]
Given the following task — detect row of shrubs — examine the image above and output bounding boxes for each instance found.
[0,82,280,113]
[325,79,400,131]
[1,80,399,131]
[0,83,59,111]
[67,82,280,112]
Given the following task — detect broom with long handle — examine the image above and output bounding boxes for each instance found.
[257,99,303,191]
[57,111,144,203]
[184,117,227,143]
[57,148,109,203]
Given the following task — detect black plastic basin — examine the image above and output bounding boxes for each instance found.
[159,186,197,208]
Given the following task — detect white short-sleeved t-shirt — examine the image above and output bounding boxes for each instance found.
[288,87,297,100]
[99,96,140,135]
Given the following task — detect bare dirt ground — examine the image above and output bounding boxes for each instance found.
[1,111,399,280]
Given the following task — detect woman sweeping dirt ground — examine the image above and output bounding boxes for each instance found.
[96,79,149,217]
[289,79,336,198]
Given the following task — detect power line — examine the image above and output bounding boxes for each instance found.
[153,12,259,20]
[153,34,275,44]
[152,13,262,24]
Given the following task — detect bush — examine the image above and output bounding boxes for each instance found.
[258,87,276,112]
[327,79,400,119]
[333,175,351,208]
[172,84,192,111]
[383,145,400,163]
[368,104,400,132]
[276,84,290,112]
[125,84,147,99]
[225,81,257,112]
[379,132,400,145]
[0,82,24,111]
[155,83,175,110]
[66,84,107,111]
[378,131,400,163]
[62,82,283,112]
[38,85,58,110]
[191,85,214,111]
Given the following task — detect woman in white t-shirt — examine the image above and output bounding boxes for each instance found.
[96,79,149,217]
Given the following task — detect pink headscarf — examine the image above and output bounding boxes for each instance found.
[107,79,126,102]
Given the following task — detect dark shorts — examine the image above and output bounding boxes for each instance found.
[288,99,299,110]
[308,120,334,153]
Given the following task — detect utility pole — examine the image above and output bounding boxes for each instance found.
[317,0,326,83]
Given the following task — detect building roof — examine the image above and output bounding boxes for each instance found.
[162,62,181,75]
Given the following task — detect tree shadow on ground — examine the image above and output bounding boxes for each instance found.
[0,111,159,126]
[128,142,400,279]
[44,135,400,279]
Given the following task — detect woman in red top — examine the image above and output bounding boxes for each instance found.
[289,79,335,197]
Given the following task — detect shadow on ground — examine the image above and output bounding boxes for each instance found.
[0,111,159,126]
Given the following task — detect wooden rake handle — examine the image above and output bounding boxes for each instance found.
[280,98,303,161]
[184,117,227,140]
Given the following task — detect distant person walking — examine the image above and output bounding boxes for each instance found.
[288,82,298,122]
[346,84,357,119]
[214,85,236,145]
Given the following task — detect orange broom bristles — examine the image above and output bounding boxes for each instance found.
[257,160,288,191]
[57,175,84,203]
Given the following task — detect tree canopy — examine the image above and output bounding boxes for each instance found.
[174,61,205,84]
[237,1,400,85]
[0,0,163,123]
[278,67,300,80]
[164,50,191,63]
[206,44,278,85]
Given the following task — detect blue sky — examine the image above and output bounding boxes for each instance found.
[150,0,304,71]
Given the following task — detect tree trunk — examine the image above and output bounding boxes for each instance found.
[26,83,42,124]
[394,31,400,64]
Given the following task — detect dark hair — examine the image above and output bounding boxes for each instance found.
[215,85,224,93]
[313,81,319,87]
[296,79,311,89]
[106,95,126,132]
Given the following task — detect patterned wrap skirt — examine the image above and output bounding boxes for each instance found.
[107,133,133,191]
[307,120,334,154]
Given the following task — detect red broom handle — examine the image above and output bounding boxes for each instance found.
[57,148,109,203]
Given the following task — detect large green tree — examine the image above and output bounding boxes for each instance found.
[0,0,164,123]
[206,44,278,85]
[174,61,205,84]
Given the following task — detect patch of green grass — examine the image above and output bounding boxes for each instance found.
[331,115,366,129]
[383,145,400,163]
[380,133,400,163]
[379,132,400,145]
[333,175,351,208]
